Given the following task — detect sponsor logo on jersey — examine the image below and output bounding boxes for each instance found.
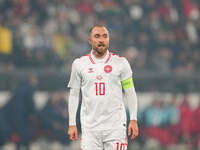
[104,65,112,73]
[88,68,94,73]
[96,75,103,80]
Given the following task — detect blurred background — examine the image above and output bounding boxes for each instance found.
[0,0,200,150]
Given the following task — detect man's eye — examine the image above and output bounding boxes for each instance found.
[103,34,107,38]
[95,34,100,38]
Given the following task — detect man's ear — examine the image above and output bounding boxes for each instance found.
[88,37,92,45]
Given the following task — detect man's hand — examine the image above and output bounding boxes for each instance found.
[128,120,139,141]
[68,125,78,141]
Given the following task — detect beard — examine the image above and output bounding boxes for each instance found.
[93,43,108,55]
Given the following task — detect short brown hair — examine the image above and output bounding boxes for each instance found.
[89,25,107,34]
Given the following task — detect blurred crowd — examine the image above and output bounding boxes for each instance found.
[0,0,200,73]
[1,1,200,149]
[138,95,200,149]
[0,76,71,150]
[0,77,200,150]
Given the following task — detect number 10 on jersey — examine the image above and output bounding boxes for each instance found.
[95,82,105,96]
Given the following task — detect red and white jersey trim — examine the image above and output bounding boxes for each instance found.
[105,52,111,64]
[88,54,95,64]
[85,51,112,64]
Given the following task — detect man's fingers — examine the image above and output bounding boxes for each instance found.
[68,131,75,140]
[74,128,78,140]
[131,128,135,140]
[131,131,137,140]
[135,128,139,136]
[130,128,138,140]
[128,126,131,136]
[69,131,73,140]
[68,130,70,135]
[70,132,76,140]
[128,121,139,141]
[131,135,136,140]
[68,126,78,141]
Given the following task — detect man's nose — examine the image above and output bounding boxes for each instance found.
[98,39,104,43]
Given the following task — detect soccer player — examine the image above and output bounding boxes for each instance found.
[67,25,138,150]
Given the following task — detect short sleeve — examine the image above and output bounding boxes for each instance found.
[67,59,81,89]
[120,57,133,81]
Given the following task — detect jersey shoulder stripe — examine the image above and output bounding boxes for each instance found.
[105,52,111,64]
[110,52,123,58]
[79,52,112,64]
[88,54,95,64]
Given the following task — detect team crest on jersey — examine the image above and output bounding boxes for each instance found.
[88,68,94,73]
[104,65,112,73]
[96,75,103,80]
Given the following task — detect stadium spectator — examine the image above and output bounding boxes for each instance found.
[141,97,180,146]
[4,75,38,150]
[38,91,69,145]
[0,0,200,74]
[0,107,11,146]
[193,101,200,148]
[178,95,194,145]
[142,99,168,127]
[0,0,200,149]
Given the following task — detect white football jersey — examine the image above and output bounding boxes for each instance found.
[68,50,132,130]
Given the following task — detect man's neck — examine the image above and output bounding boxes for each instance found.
[92,49,108,59]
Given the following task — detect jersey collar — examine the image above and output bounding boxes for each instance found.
[90,50,111,64]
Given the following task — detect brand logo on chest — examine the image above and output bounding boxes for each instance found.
[104,65,112,73]
[88,68,94,73]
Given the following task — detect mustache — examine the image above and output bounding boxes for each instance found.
[98,43,105,47]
